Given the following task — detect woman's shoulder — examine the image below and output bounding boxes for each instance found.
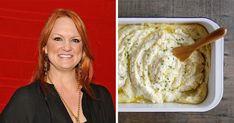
[0,81,44,122]
[89,83,113,101]
[11,81,40,101]
[90,83,111,95]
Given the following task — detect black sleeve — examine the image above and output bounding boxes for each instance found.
[0,87,35,123]
[98,86,115,123]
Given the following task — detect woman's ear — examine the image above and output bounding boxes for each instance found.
[43,46,48,54]
[82,51,86,58]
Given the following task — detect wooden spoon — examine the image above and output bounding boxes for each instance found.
[172,27,227,62]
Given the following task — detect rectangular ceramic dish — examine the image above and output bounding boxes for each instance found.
[118,18,223,112]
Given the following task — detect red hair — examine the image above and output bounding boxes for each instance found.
[32,9,95,98]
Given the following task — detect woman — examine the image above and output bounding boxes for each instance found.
[0,9,115,123]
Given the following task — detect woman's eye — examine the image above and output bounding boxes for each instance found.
[72,39,80,43]
[53,37,62,41]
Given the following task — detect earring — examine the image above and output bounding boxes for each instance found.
[75,62,82,81]
[44,54,49,75]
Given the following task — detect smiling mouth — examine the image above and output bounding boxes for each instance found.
[58,54,73,58]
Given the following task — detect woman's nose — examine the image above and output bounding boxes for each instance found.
[63,41,72,51]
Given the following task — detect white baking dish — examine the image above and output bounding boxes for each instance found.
[118,18,223,112]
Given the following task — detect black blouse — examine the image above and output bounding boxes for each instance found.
[0,80,115,123]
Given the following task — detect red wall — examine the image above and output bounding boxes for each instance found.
[0,0,116,112]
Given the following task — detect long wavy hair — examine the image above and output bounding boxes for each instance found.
[32,9,94,98]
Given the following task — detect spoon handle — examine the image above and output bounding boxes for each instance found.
[193,27,227,50]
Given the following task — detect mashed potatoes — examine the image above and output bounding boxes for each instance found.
[118,23,210,104]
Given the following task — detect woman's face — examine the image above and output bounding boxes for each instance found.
[44,17,83,71]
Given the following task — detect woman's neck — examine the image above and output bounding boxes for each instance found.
[47,67,79,92]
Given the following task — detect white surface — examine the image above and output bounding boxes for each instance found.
[118,18,223,112]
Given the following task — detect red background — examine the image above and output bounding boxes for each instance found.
[0,0,116,112]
